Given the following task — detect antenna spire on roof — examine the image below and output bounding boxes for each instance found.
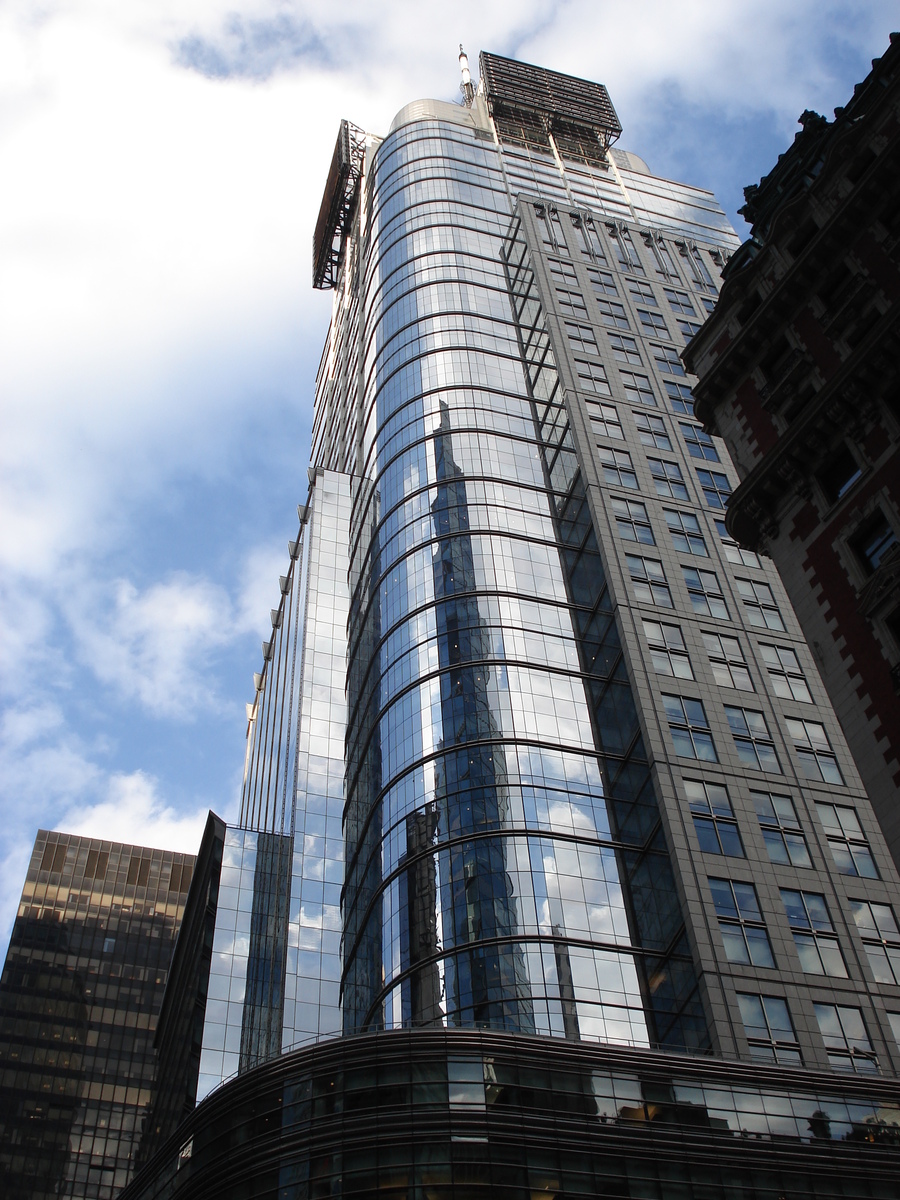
[459,44,476,107]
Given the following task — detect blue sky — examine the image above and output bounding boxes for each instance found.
[1,0,896,951]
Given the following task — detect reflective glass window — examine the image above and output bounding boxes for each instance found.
[587,265,617,296]
[578,360,613,397]
[648,458,688,500]
[665,509,708,556]
[678,240,717,292]
[663,694,717,761]
[680,422,720,461]
[813,1004,878,1073]
[677,317,703,339]
[850,510,897,574]
[737,993,802,1065]
[598,447,638,489]
[557,289,587,317]
[760,644,812,703]
[685,780,743,857]
[715,519,762,568]
[638,308,668,335]
[780,889,847,977]
[628,279,658,305]
[703,632,754,691]
[566,322,598,353]
[682,566,728,619]
[643,233,680,279]
[710,878,774,967]
[585,396,623,435]
[815,803,878,878]
[724,706,781,773]
[549,259,578,287]
[696,467,733,509]
[633,411,671,450]
[664,286,696,315]
[595,298,630,329]
[578,216,609,264]
[612,497,654,544]
[642,619,693,679]
[736,578,785,631]
[608,332,642,365]
[448,1059,486,1108]
[620,371,657,406]
[752,791,812,868]
[665,380,694,415]
[851,900,900,986]
[786,719,843,784]
[627,555,673,607]
[607,224,644,273]
[651,343,686,377]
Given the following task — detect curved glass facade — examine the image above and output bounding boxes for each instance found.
[118,1031,900,1200]
[342,118,658,1045]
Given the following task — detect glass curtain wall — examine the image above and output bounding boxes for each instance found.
[342,112,665,1048]
[196,471,350,1098]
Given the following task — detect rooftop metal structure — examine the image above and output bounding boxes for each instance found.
[312,119,365,290]
[479,50,622,163]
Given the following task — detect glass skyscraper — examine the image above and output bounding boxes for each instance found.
[140,50,900,1199]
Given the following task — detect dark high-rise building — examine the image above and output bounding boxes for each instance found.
[0,831,194,1200]
[685,34,900,867]
[125,50,900,1199]
[137,814,225,1165]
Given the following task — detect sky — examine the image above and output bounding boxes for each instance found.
[1,0,896,953]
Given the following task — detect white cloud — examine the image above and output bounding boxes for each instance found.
[56,539,290,719]
[236,540,294,640]
[0,6,332,590]
[2,0,892,588]
[0,701,65,750]
[61,769,210,854]
[69,574,235,717]
[3,738,103,811]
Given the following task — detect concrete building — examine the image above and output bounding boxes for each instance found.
[685,34,900,866]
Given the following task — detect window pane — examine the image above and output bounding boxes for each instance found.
[762,829,791,865]
[819,942,847,978]
[694,733,718,762]
[693,818,722,854]
[852,846,879,879]
[721,927,751,964]
[737,993,766,1035]
[709,879,738,918]
[761,997,794,1038]
[864,944,896,985]
[794,934,824,974]
[718,826,744,858]
[746,927,775,969]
